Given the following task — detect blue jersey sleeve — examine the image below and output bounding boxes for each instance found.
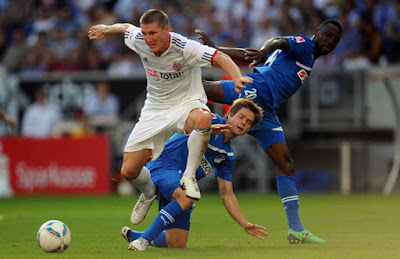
[285,35,315,68]
[211,113,225,124]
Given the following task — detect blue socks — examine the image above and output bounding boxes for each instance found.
[276,175,304,232]
[140,199,183,244]
[127,230,167,247]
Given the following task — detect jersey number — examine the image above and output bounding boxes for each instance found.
[239,88,257,100]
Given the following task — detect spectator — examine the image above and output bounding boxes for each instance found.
[250,17,280,49]
[107,50,138,76]
[332,11,360,66]
[21,88,61,137]
[85,47,108,71]
[386,0,400,63]
[358,13,383,64]
[2,27,29,73]
[19,50,46,78]
[70,114,96,138]
[373,0,392,35]
[49,27,76,61]
[83,81,119,117]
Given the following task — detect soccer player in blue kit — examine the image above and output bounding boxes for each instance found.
[120,98,267,251]
[196,19,342,243]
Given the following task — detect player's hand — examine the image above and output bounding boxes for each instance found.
[244,48,265,69]
[243,223,269,240]
[233,76,253,93]
[88,25,108,40]
[195,29,216,48]
[211,124,231,135]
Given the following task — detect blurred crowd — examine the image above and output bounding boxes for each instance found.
[0,0,399,78]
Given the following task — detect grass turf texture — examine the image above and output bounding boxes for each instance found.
[1,194,400,258]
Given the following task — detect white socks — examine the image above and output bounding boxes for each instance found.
[183,128,211,178]
[127,167,156,199]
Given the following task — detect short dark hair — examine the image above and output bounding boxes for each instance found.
[227,98,263,126]
[140,9,169,28]
[318,19,342,33]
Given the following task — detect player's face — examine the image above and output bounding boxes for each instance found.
[141,22,170,55]
[314,24,341,55]
[227,107,255,136]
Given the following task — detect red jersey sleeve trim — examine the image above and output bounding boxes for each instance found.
[211,50,218,66]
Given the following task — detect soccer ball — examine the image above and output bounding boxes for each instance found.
[37,220,71,253]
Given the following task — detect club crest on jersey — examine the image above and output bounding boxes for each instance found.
[173,62,182,71]
[297,69,308,83]
[295,36,305,43]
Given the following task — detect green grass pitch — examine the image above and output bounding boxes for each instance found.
[1,194,400,258]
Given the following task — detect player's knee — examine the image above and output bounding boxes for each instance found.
[192,109,211,128]
[167,239,187,248]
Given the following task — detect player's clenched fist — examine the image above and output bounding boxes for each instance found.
[88,25,109,40]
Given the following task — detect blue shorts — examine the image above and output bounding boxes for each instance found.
[248,128,286,151]
[220,80,286,151]
[150,166,192,231]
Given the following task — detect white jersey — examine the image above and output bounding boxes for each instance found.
[124,25,217,109]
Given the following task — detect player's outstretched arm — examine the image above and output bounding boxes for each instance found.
[88,23,133,40]
[212,51,253,93]
[217,177,268,239]
[0,109,15,128]
[246,36,290,69]
[195,29,249,62]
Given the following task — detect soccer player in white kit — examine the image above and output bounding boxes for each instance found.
[88,9,252,225]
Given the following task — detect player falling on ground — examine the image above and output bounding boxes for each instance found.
[88,9,252,224]
[196,19,342,244]
[120,98,267,251]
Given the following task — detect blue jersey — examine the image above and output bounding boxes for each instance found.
[147,113,235,182]
[252,35,315,109]
[222,35,316,132]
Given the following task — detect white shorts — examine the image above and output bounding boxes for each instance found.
[124,99,210,160]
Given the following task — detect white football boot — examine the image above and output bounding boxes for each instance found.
[120,226,131,243]
[131,193,158,225]
[180,176,201,200]
[128,238,149,251]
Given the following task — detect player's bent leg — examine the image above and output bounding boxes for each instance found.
[122,150,158,224]
[121,226,168,247]
[165,228,189,248]
[181,109,212,199]
[128,199,184,251]
[121,149,153,179]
